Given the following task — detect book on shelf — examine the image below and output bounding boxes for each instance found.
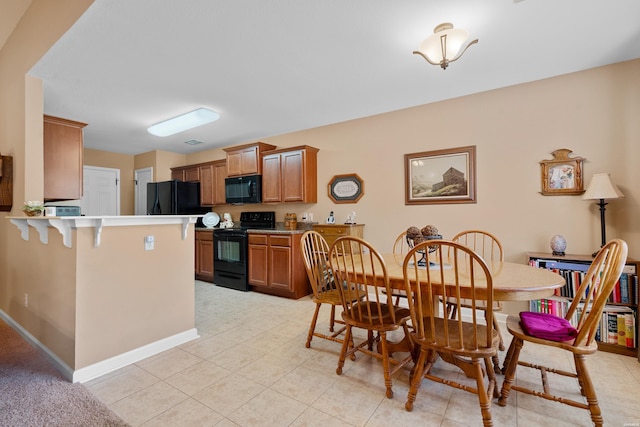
[607,312,618,344]
[617,314,627,346]
[625,313,636,348]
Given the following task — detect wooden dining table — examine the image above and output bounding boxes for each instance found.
[363,253,566,376]
[382,253,566,302]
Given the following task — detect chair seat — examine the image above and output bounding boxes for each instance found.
[412,317,500,357]
[342,303,411,332]
[505,314,598,354]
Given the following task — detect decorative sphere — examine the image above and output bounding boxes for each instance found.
[421,225,439,237]
[550,235,567,255]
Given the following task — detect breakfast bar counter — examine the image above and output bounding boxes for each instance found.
[4,215,200,383]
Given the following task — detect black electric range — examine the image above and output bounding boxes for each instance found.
[213,211,275,291]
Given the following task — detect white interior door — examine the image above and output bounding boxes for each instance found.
[81,166,120,216]
[135,167,153,215]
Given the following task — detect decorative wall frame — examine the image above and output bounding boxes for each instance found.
[328,173,364,203]
[539,149,585,196]
[405,145,476,205]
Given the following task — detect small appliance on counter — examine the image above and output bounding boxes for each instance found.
[44,206,81,216]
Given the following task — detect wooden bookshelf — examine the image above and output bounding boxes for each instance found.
[527,252,639,359]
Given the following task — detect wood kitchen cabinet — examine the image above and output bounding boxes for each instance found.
[171,165,199,182]
[248,233,310,299]
[312,224,365,253]
[262,145,319,203]
[195,230,214,282]
[224,142,276,176]
[43,115,87,201]
[172,160,227,206]
[199,160,227,206]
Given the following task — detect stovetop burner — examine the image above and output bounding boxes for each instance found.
[214,211,276,234]
[239,211,276,229]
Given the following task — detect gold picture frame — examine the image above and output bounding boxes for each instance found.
[405,146,476,205]
[539,149,585,196]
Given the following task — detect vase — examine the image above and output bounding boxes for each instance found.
[23,210,42,217]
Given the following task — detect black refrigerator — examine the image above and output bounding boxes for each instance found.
[147,180,207,215]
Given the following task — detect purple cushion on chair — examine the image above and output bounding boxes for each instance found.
[519,311,578,342]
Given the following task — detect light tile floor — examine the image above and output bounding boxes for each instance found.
[86,281,640,426]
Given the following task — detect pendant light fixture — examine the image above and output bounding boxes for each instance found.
[413,23,478,70]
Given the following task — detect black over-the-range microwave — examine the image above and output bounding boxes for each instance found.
[225,174,262,204]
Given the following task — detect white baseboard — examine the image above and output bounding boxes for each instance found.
[0,310,199,383]
[73,328,199,383]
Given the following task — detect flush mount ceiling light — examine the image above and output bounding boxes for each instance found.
[184,139,203,145]
[147,107,220,137]
[413,23,478,70]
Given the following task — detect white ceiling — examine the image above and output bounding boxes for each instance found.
[27,0,640,155]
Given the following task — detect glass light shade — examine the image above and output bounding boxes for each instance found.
[148,107,220,137]
[417,24,470,63]
[582,173,625,200]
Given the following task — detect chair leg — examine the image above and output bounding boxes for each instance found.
[501,336,517,374]
[575,354,603,427]
[378,332,394,399]
[336,325,352,375]
[329,304,336,332]
[493,316,505,351]
[405,347,429,411]
[305,303,322,348]
[473,359,494,427]
[497,337,523,406]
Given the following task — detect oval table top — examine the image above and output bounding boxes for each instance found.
[382,253,565,302]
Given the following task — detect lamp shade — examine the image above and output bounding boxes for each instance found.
[582,173,624,200]
[417,24,469,63]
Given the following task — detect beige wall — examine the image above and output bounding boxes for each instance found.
[0,0,94,365]
[177,60,640,264]
[2,0,640,353]
[74,224,195,368]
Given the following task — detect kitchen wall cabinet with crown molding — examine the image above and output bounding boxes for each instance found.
[198,160,227,206]
[172,160,227,206]
[224,142,276,177]
[262,145,319,203]
[43,115,87,201]
[171,165,199,182]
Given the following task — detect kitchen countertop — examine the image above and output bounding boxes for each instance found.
[194,227,308,234]
[247,228,305,235]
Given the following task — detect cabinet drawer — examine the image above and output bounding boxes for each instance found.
[196,230,213,241]
[249,234,268,245]
[269,235,291,247]
[313,226,346,237]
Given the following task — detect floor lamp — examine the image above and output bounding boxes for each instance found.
[582,173,624,257]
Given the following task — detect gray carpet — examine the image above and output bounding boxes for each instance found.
[0,319,129,426]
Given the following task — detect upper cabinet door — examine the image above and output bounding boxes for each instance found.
[199,164,214,206]
[261,145,318,203]
[43,115,87,201]
[224,142,276,176]
[261,153,282,203]
[213,160,227,205]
